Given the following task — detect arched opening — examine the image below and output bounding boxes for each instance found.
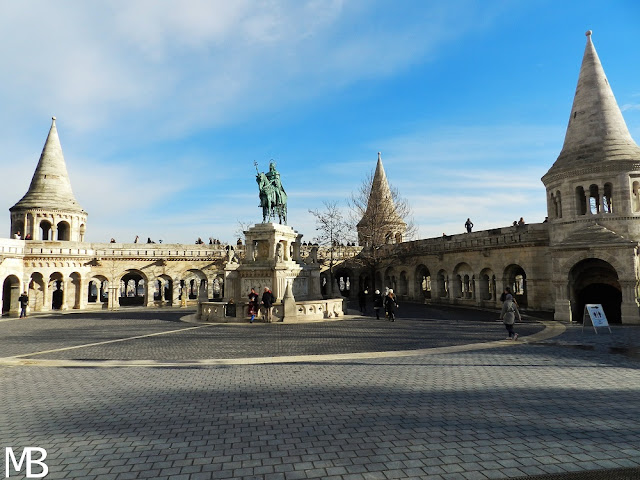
[335,268,353,297]
[437,270,448,298]
[453,263,473,300]
[415,265,431,299]
[398,271,408,296]
[589,184,600,214]
[12,220,24,239]
[631,180,640,213]
[49,273,64,310]
[555,190,562,218]
[479,268,495,301]
[603,183,613,213]
[28,273,45,312]
[575,186,587,216]
[2,275,21,316]
[88,276,108,305]
[374,271,382,291]
[119,271,146,306]
[320,273,329,297]
[79,223,86,242]
[358,274,371,295]
[212,276,223,300]
[40,220,52,240]
[57,221,71,241]
[504,264,527,307]
[569,258,621,324]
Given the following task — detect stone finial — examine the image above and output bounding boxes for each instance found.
[377,152,381,161]
[586,30,592,37]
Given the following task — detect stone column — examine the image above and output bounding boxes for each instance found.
[61,279,69,311]
[76,277,85,309]
[620,280,640,324]
[108,284,119,310]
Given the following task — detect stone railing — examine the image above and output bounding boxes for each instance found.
[198,298,345,323]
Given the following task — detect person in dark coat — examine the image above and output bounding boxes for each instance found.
[358,289,367,315]
[18,291,29,318]
[261,286,275,323]
[373,290,383,319]
[385,289,398,322]
[248,288,258,323]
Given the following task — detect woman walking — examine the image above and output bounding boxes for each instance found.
[500,290,521,340]
[373,290,383,319]
[385,289,398,322]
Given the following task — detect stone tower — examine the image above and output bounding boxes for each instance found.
[541,32,640,324]
[542,31,640,238]
[10,117,87,241]
[357,152,406,247]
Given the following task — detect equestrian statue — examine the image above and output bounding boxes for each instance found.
[255,160,288,224]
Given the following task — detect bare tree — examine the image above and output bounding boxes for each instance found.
[349,167,415,292]
[308,201,351,296]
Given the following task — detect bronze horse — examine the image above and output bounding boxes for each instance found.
[256,172,287,224]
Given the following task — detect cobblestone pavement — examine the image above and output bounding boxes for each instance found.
[1,306,639,479]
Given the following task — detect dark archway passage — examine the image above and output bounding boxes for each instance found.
[576,283,622,324]
[569,258,621,324]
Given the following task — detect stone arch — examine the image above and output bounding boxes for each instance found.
[334,267,354,297]
[28,272,45,312]
[453,262,473,299]
[358,273,371,295]
[49,272,65,310]
[119,269,148,307]
[12,219,24,239]
[437,269,448,298]
[185,269,207,300]
[569,258,621,324]
[384,267,397,293]
[40,219,53,240]
[2,274,21,316]
[57,221,71,241]
[479,268,496,301]
[211,274,224,300]
[156,274,173,305]
[503,264,527,307]
[398,270,408,296]
[415,264,431,299]
[79,223,86,242]
[88,275,108,306]
[603,182,613,213]
[631,180,640,213]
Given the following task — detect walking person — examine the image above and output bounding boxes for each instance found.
[385,289,398,322]
[358,289,367,315]
[373,289,383,319]
[500,291,521,340]
[261,286,275,323]
[18,291,29,318]
[247,288,258,323]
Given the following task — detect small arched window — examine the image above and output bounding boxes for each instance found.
[603,183,613,213]
[575,186,587,215]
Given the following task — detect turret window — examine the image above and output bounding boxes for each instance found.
[575,186,587,215]
[603,183,613,213]
[589,184,600,214]
[632,181,640,213]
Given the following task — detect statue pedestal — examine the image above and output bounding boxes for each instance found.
[199,222,345,323]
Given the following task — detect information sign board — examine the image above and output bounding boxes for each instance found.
[582,304,611,334]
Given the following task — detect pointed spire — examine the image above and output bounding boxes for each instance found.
[358,152,405,229]
[545,31,640,178]
[11,117,85,213]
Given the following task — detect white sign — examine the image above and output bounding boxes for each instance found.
[583,304,611,334]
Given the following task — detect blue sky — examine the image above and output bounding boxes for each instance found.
[1,1,639,244]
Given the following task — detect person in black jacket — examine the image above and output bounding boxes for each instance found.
[385,289,398,322]
[373,290,383,319]
[261,286,275,323]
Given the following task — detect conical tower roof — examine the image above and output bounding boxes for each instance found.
[11,117,85,213]
[544,31,640,180]
[358,152,404,227]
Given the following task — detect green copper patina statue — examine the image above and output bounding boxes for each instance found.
[255,160,288,224]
